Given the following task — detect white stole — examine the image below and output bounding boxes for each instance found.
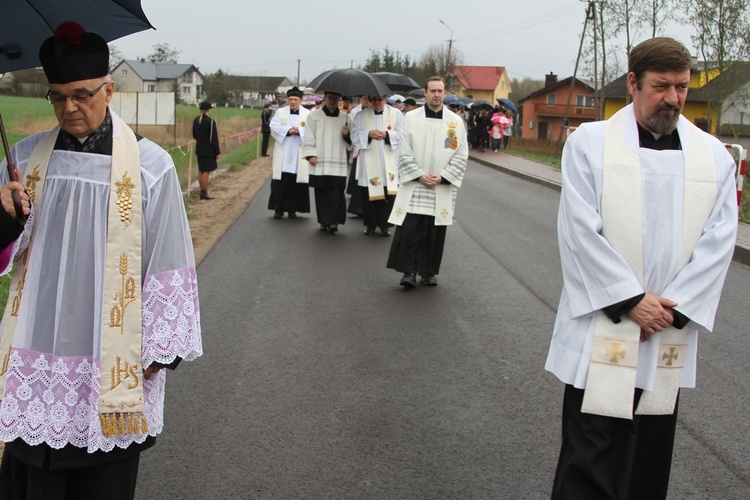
[581,108,717,419]
[360,107,398,200]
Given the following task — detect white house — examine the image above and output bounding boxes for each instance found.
[111,59,204,105]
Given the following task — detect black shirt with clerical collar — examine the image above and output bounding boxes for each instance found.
[425,107,443,119]
[637,122,681,151]
[290,108,300,115]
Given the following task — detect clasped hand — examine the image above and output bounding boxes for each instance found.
[369,130,387,140]
[627,293,678,341]
[418,174,442,187]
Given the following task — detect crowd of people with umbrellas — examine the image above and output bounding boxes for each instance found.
[284,69,518,153]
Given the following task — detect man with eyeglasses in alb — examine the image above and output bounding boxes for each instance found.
[0,22,202,499]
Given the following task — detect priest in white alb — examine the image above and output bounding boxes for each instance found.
[386,76,468,288]
[351,94,404,236]
[546,37,738,499]
[268,86,311,219]
[302,92,351,234]
[0,23,202,499]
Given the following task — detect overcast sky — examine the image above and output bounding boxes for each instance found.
[112,0,695,85]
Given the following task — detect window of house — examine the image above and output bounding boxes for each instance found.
[576,95,594,106]
[547,94,556,105]
[182,87,191,94]
[121,70,128,77]
[148,85,155,92]
[183,73,193,83]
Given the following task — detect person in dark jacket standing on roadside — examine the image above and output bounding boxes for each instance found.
[261,102,273,157]
[192,101,221,200]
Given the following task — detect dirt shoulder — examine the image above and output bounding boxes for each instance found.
[186,156,272,265]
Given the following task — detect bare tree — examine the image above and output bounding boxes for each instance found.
[640,0,678,37]
[108,45,124,73]
[147,43,181,63]
[419,43,462,91]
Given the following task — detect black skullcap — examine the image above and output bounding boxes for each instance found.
[287,86,304,98]
[39,22,109,84]
[404,98,417,106]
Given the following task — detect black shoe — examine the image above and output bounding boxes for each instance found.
[364,226,376,235]
[327,225,338,234]
[420,275,438,286]
[262,154,271,157]
[200,191,214,200]
[380,227,391,237]
[400,273,416,288]
[274,212,284,219]
[288,212,297,219]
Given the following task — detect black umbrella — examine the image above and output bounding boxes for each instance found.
[308,68,391,97]
[408,87,425,97]
[496,98,518,114]
[372,72,421,92]
[0,1,154,221]
[0,0,154,73]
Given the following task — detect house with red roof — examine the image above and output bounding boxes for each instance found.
[451,66,512,103]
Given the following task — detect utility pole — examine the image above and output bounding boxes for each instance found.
[297,59,301,87]
[439,20,455,91]
[556,1,597,156]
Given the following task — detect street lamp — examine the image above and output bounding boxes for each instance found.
[439,20,454,90]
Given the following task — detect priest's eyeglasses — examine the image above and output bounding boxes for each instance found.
[46,82,108,106]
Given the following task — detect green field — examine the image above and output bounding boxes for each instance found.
[0,95,265,316]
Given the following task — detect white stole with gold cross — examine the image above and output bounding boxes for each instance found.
[0,115,147,436]
[581,108,717,419]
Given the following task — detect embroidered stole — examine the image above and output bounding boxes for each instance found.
[0,117,147,435]
[389,109,462,227]
[581,109,717,419]
[361,107,398,200]
[272,107,309,183]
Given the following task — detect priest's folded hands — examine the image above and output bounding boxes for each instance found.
[627,292,678,339]
[418,174,442,187]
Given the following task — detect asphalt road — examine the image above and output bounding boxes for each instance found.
[136,160,750,499]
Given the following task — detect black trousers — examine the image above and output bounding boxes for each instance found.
[310,175,346,227]
[0,447,141,500]
[261,132,271,156]
[386,213,447,276]
[360,187,394,230]
[268,173,310,214]
[551,385,679,500]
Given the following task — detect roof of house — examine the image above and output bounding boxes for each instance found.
[599,64,750,102]
[224,75,292,93]
[518,76,594,103]
[452,66,507,91]
[120,60,200,81]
